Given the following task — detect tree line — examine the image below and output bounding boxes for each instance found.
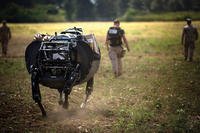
[0,0,200,22]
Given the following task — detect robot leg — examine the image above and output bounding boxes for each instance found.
[81,77,94,108]
[31,67,46,117]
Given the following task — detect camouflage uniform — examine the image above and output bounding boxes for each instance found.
[107,26,125,77]
[182,24,198,61]
[0,22,11,56]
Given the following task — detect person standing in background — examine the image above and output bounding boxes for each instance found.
[181,18,198,62]
[0,20,11,57]
[105,19,130,77]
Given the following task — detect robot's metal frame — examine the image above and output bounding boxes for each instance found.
[26,28,100,116]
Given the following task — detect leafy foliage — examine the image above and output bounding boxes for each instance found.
[1,0,200,22]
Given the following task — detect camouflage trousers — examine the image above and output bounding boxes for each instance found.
[184,42,195,61]
[109,46,123,77]
[1,39,8,56]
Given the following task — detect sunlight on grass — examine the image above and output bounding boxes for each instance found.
[8,21,192,56]
[1,21,200,132]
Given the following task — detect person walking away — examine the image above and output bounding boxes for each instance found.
[0,20,11,57]
[181,18,198,62]
[105,19,130,77]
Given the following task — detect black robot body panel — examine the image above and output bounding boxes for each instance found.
[25,40,42,73]
[25,28,100,116]
[25,32,100,90]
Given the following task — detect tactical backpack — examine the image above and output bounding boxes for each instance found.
[107,27,124,46]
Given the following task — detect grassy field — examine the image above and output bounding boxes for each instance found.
[0,22,200,132]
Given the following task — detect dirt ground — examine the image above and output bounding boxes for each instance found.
[0,22,200,132]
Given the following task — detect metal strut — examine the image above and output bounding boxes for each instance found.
[63,64,80,94]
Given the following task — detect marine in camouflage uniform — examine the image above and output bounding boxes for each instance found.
[0,20,11,57]
[181,18,198,61]
[105,19,130,77]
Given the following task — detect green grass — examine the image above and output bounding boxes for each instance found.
[0,22,200,132]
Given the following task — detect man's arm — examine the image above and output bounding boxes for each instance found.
[105,34,109,51]
[122,34,130,52]
[181,28,185,45]
[0,28,2,42]
[8,27,11,39]
[195,28,198,41]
